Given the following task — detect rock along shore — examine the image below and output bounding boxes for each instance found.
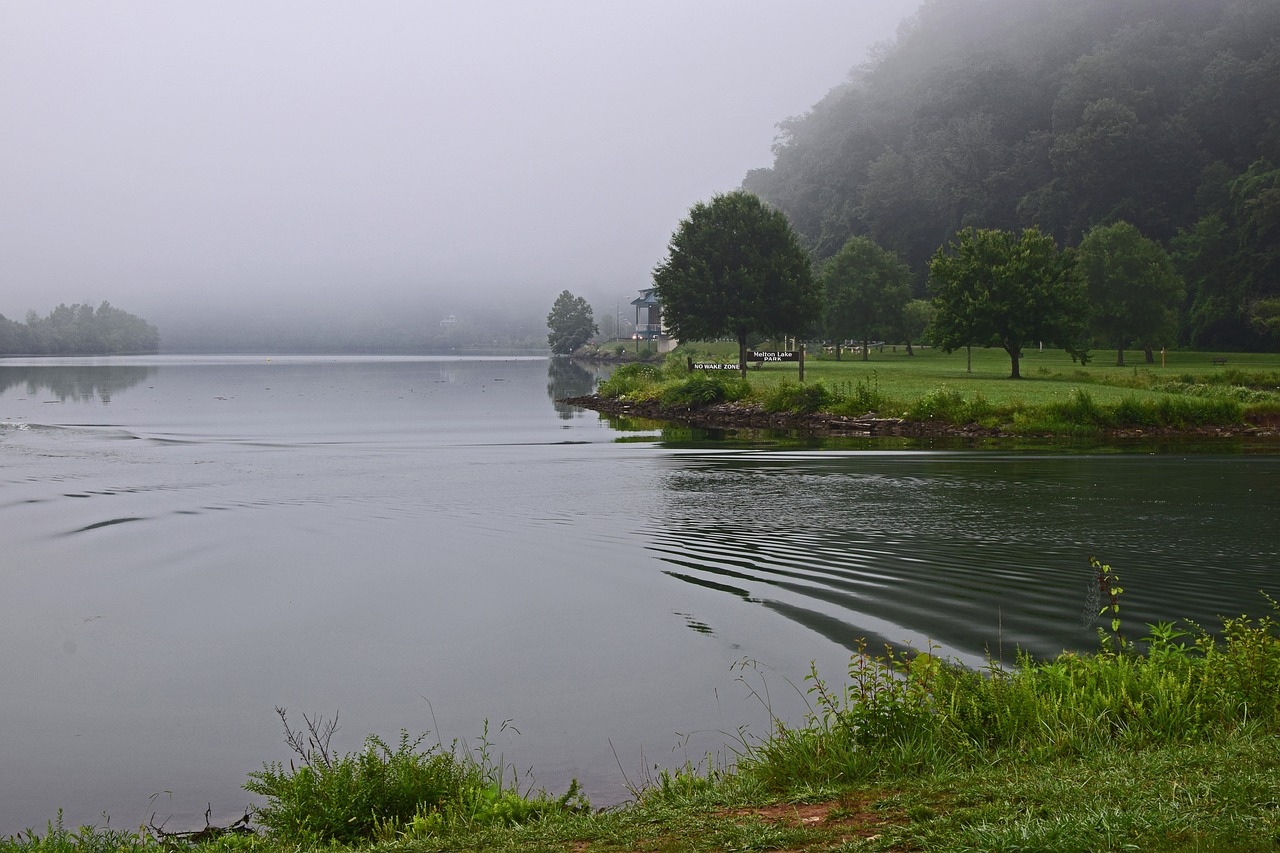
[559,394,1280,440]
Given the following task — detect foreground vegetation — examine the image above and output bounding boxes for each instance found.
[7,563,1280,852]
[591,343,1280,436]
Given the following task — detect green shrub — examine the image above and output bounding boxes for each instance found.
[659,374,747,408]
[243,711,585,845]
[596,362,662,399]
[1049,388,1104,425]
[1110,395,1159,427]
[381,779,586,842]
[905,386,968,422]
[244,725,468,845]
[898,386,1007,425]
[762,381,833,414]
[964,391,1000,425]
[828,374,888,414]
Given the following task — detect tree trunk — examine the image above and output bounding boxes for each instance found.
[862,337,869,362]
[738,332,748,377]
[906,338,914,356]
[835,343,841,361]
[1116,345,1125,367]
[967,345,972,373]
[1144,347,1155,364]
[1008,347,1022,379]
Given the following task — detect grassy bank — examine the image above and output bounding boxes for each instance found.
[8,575,1280,852]
[591,344,1280,435]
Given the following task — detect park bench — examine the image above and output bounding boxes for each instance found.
[1212,357,1228,365]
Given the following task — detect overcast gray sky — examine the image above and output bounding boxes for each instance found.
[1,1,919,323]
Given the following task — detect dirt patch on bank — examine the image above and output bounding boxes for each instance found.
[721,795,903,839]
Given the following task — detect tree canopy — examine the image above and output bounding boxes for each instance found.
[821,235,911,360]
[545,290,597,355]
[743,0,1280,350]
[652,191,818,373]
[1077,221,1183,365]
[929,227,1088,378]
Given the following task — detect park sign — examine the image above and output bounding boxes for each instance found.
[689,347,806,381]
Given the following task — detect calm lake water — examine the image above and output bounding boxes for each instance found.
[1,355,1278,833]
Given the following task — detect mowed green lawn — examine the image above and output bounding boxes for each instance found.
[682,341,1280,408]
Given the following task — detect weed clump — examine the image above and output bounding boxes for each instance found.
[596,362,664,399]
[659,374,749,408]
[243,710,584,846]
[762,381,833,414]
[827,374,890,415]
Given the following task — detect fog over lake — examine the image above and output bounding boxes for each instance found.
[2,356,1278,833]
[0,1,920,341]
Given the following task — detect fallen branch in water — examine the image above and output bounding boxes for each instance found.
[148,805,254,844]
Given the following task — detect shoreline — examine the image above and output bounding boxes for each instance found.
[560,394,1280,440]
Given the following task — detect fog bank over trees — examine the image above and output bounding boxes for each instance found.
[744,0,1280,350]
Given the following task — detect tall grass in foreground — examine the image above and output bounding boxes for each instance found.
[740,586,1280,794]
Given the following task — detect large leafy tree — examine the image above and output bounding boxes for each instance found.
[653,191,818,374]
[929,227,1088,378]
[545,290,597,355]
[1077,221,1183,365]
[821,235,911,360]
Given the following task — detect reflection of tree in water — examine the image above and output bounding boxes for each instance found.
[546,358,610,419]
[0,365,155,404]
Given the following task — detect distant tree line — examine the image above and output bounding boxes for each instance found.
[0,302,160,355]
[742,0,1280,351]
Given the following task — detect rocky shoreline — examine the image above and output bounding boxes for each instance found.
[559,394,1280,440]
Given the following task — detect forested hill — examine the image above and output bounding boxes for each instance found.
[0,303,160,355]
[743,0,1280,350]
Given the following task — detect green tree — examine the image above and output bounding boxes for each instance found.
[821,236,911,360]
[1248,296,1280,338]
[545,290,597,355]
[900,298,936,355]
[653,191,818,374]
[1174,212,1241,347]
[1077,221,1183,365]
[929,226,1088,379]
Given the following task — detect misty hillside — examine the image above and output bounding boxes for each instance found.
[743,0,1280,349]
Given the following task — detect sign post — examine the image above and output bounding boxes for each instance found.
[689,346,807,380]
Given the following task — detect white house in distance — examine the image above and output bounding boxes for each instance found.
[630,288,676,352]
